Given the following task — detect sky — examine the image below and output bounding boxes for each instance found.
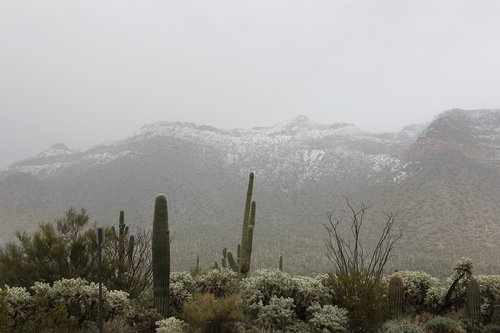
[1,0,500,168]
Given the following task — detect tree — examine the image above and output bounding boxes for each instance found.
[0,208,97,287]
[0,208,152,298]
[323,197,402,333]
[323,197,402,277]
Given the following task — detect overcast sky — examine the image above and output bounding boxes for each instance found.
[1,0,499,168]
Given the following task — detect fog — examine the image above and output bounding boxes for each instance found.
[1,0,499,168]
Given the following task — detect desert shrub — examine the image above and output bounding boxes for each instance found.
[195,268,239,298]
[0,278,130,331]
[307,302,349,333]
[328,270,388,333]
[126,307,162,333]
[170,272,197,315]
[251,295,295,332]
[383,319,424,333]
[424,316,465,333]
[1,284,77,333]
[425,283,448,314]
[291,275,331,319]
[240,269,295,316]
[476,275,500,324]
[482,324,500,333]
[79,318,135,333]
[285,320,315,333]
[182,293,245,333]
[156,317,188,333]
[395,271,441,314]
[0,288,12,331]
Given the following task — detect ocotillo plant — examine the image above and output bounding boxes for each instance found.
[152,194,170,316]
[388,275,404,319]
[466,277,481,326]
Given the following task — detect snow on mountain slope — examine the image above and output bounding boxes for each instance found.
[3,116,419,183]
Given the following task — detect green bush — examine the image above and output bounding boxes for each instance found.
[181,293,245,333]
[252,296,296,332]
[195,268,239,298]
[482,324,500,333]
[328,270,388,333]
[156,317,188,333]
[307,302,349,333]
[126,307,162,333]
[383,319,424,333]
[424,316,465,333]
[395,271,441,315]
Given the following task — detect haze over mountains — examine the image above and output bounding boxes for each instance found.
[1,109,499,276]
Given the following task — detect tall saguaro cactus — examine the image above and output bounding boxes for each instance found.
[388,275,404,319]
[152,194,170,316]
[467,277,481,326]
[223,172,257,278]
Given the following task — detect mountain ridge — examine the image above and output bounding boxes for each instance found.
[1,109,499,276]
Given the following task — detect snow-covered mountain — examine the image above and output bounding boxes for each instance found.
[1,109,499,276]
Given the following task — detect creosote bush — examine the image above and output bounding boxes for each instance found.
[328,270,389,333]
[424,316,465,333]
[181,292,245,333]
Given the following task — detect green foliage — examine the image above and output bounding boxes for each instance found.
[394,270,441,315]
[152,194,170,316]
[0,208,97,287]
[482,324,500,333]
[476,275,500,324]
[307,302,349,333]
[383,319,424,333]
[0,208,151,300]
[195,268,239,298]
[181,292,246,333]
[328,270,389,333]
[105,211,152,299]
[0,278,130,332]
[126,307,162,333]
[424,316,465,333]
[252,295,296,332]
[156,317,188,333]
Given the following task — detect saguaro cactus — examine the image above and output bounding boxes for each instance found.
[220,172,257,277]
[238,173,256,277]
[279,255,283,272]
[388,275,404,319]
[152,194,170,316]
[467,277,481,326]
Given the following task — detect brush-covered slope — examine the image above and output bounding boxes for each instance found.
[1,109,499,276]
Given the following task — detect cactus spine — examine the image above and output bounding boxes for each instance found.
[152,194,170,316]
[467,277,481,326]
[388,275,404,319]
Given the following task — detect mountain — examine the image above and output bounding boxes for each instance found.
[1,109,499,276]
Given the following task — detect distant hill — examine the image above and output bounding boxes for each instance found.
[1,109,499,276]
